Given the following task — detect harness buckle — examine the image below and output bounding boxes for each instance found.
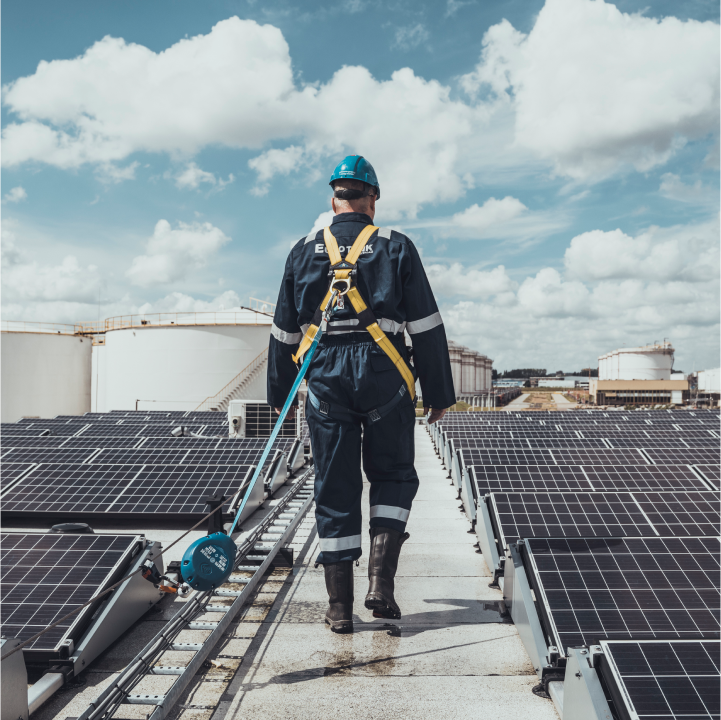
[367,409,382,423]
[319,400,330,415]
[331,276,351,296]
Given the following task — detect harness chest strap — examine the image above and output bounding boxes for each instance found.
[292,225,416,400]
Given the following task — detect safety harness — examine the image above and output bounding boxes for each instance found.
[292,225,417,422]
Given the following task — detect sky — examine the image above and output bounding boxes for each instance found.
[1,0,719,372]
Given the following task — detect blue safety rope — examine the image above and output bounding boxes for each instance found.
[227,292,338,536]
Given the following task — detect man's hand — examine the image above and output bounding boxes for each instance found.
[275,406,296,420]
[423,407,447,424]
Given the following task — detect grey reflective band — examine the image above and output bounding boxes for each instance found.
[370,505,410,522]
[329,319,359,328]
[271,322,302,345]
[377,318,406,335]
[304,231,318,245]
[319,535,362,551]
[406,311,443,335]
[377,227,392,239]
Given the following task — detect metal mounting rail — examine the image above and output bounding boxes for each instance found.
[75,469,315,720]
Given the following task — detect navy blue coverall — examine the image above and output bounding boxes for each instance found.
[267,212,456,563]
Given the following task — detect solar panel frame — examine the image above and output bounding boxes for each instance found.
[0,532,142,657]
[522,536,720,653]
[460,448,650,467]
[644,448,720,466]
[694,465,721,490]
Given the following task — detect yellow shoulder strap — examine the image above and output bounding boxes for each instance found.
[293,224,417,401]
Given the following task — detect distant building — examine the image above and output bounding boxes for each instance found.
[447,341,493,399]
[590,342,688,406]
[494,379,526,388]
[690,368,720,407]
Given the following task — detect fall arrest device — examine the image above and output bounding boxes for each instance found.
[149,288,341,594]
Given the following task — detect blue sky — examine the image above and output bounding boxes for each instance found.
[2,0,719,371]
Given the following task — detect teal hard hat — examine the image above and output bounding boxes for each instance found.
[329,155,380,200]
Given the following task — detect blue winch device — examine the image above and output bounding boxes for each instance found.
[180,291,339,591]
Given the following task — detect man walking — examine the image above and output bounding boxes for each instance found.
[267,156,455,632]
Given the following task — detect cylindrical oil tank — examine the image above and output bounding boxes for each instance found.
[1,330,92,422]
[485,358,493,390]
[474,355,486,392]
[94,312,272,412]
[447,341,463,399]
[598,345,674,381]
[461,349,476,395]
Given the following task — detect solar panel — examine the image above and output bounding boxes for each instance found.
[1,462,36,489]
[489,491,658,547]
[0,436,72,448]
[459,448,650,467]
[58,437,147,449]
[2,448,98,465]
[1,532,141,654]
[473,465,707,494]
[695,465,720,490]
[1,463,255,520]
[524,536,720,650]
[609,438,719,448]
[635,491,720,537]
[644,448,720,466]
[599,640,720,720]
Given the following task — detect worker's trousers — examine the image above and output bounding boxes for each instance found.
[306,333,419,564]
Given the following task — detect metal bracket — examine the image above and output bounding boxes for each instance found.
[476,496,502,584]
[563,648,614,720]
[503,542,551,679]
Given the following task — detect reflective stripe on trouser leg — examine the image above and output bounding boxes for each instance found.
[307,399,364,564]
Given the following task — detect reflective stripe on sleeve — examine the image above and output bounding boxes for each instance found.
[377,318,406,334]
[377,227,392,239]
[304,231,318,244]
[406,311,443,335]
[370,505,410,522]
[271,322,302,345]
[318,535,363,551]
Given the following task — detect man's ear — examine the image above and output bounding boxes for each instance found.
[331,197,337,214]
[369,194,376,213]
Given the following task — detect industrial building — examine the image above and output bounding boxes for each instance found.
[692,368,721,407]
[590,342,689,406]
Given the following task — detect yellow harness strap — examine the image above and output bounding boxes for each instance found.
[292,225,416,400]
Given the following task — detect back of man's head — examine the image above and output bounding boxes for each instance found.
[331,179,377,214]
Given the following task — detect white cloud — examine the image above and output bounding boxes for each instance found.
[172,162,235,191]
[451,196,527,232]
[402,195,567,244]
[310,211,334,234]
[248,146,305,196]
[3,186,28,203]
[426,263,517,299]
[1,222,102,305]
[0,18,487,220]
[462,0,719,181]
[137,290,242,314]
[445,0,472,18]
[439,217,720,370]
[659,173,717,206]
[95,161,139,184]
[126,219,231,287]
[393,24,430,50]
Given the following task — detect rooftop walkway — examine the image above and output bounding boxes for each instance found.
[214,424,559,720]
[33,425,559,720]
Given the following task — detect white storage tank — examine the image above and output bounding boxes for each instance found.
[91,310,272,412]
[447,341,463,399]
[598,343,674,381]
[461,349,476,395]
[474,355,486,393]
[1,325,92,422]
[485,358,493,391]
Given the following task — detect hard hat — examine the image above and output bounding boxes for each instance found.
[329,155,380,200]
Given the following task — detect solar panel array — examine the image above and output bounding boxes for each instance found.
[1,409,303,523]
[431,407,720,710]
[1,532,140,653]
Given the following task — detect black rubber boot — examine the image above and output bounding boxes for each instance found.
[365,527,410,619]
[323,561,354,633]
